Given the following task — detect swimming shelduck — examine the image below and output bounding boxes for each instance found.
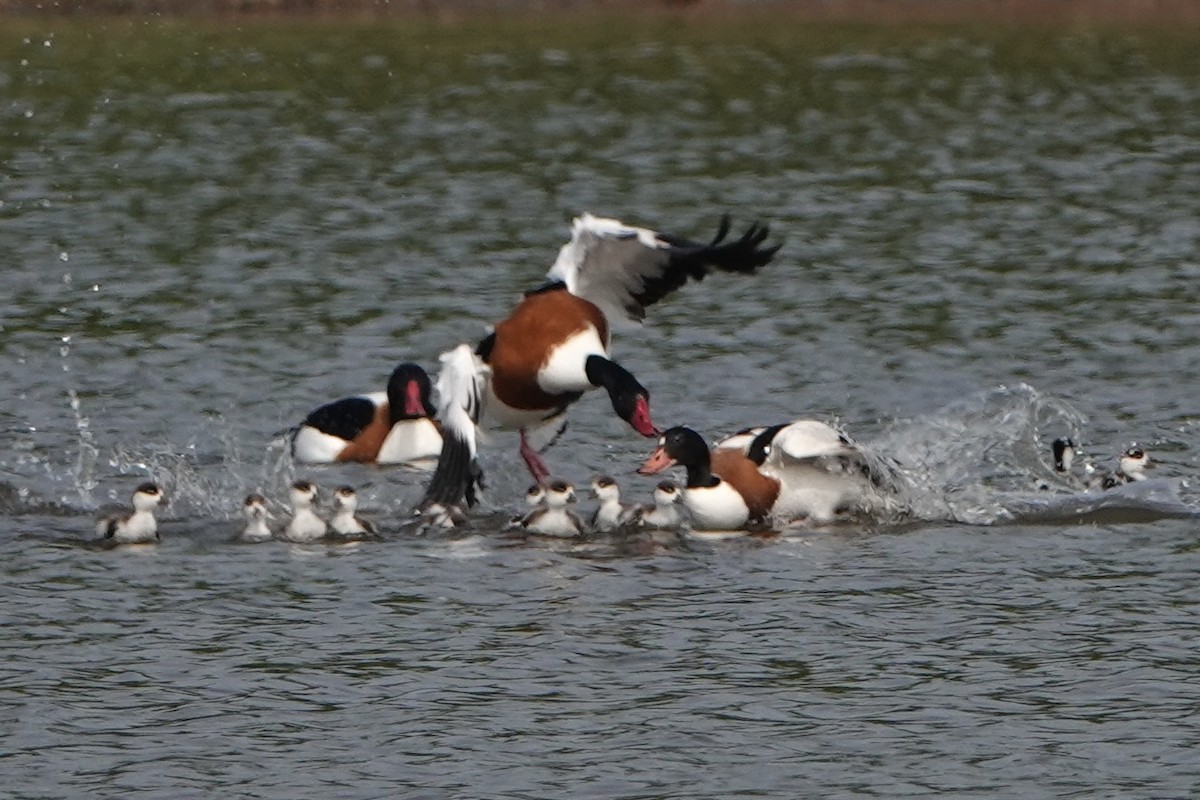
[589,475,636,531]
[633,480,684,528]
[517,479,585,537]
[95,482,164,545]
[329,486,376,539]
[240,493,274,542]
[716,420,891,523]
[641,422,888,530]
[292,362,442,466]
[639,427,776,532]
[282,480,328,542]
[420,213,780,515]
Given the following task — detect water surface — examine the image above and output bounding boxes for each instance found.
[2,16,1199,798]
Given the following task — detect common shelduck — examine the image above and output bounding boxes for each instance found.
[281,480,328,542]
[420,213,780,514]
[640,422,886,530]
[589,475,636,531]
[639,427,776,532]
[240,493,274,542]
[633,480,684,528]
[292,362,442,466]
[95,482,164,544]
[516,479,585,537]
[329,486,376,539]
[717,420,891,523]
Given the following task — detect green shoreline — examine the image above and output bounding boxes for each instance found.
[2,0,1200,28]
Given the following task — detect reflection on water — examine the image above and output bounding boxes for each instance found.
[2,16,1200,799]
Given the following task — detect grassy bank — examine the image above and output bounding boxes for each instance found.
[2,0,1200,28]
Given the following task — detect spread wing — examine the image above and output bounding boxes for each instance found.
[419,344,489,511]
[546,213,781,328]
[759,420,898,490]
[764,421,858,466]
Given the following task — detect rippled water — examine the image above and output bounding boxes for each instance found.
[3,16,1200,798]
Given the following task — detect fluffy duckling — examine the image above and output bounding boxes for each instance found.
[633,480,684,529]
[1102,446,1151,487]
[589,475,635,531]
[1052,437,1076,473]
[525,483,547,508]
[95,482,164,545]
[329,486,376,539]
[282,480,328,542]
[518,479,584,537]
[239,493,274,542]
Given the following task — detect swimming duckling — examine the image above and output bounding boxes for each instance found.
[1103,445,1151,487]
[589,475,636,531]
[1052,437,1076,473]
[329,486,376,540]
[282,480,328,542]
[525,483,547,508]
[239,493,274,542]
[633,480,684,529]
[517,479,584,537]
[95,482,164,545]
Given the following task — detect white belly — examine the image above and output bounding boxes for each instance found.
[769,465,865,524]
[683,482,750,531]
[292,426,350,463]
[377,418,443,465]
[240,521,273,543]
[638,504,682,529]
[538,326,607,395]
[523,508,583,538]
[283,510,327,542]
[102,510,157,544]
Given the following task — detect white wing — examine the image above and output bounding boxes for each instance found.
[420,344,490,509]
[767,421,858,465]
[546,213,778,328]
[714,426,767,454]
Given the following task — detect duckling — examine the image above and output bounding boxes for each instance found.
[281,480,328,542]
[239,493,274,542]
[420,502,469,530]
[633,480,684,529]
[95,482,164,545]
[518,479,584,537]
[329,486,376,540]
[1103,446,1151,487]
[525,483,547,508]
[1052,437,1076,473]
[589,475,635,531]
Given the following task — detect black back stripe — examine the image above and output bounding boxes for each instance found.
[302,397,376,442]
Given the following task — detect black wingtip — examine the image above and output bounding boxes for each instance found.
[419,428,484,511]
[702,218,781,275]
[710,214,732,246]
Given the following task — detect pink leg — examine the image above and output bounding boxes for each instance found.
[519,429,551,485]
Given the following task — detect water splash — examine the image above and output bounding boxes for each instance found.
[867,383,1192,524]
[58,327,101,507]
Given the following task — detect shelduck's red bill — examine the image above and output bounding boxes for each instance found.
[638,446,675,475]
[629,396,659,438]
[405,381,426,416]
